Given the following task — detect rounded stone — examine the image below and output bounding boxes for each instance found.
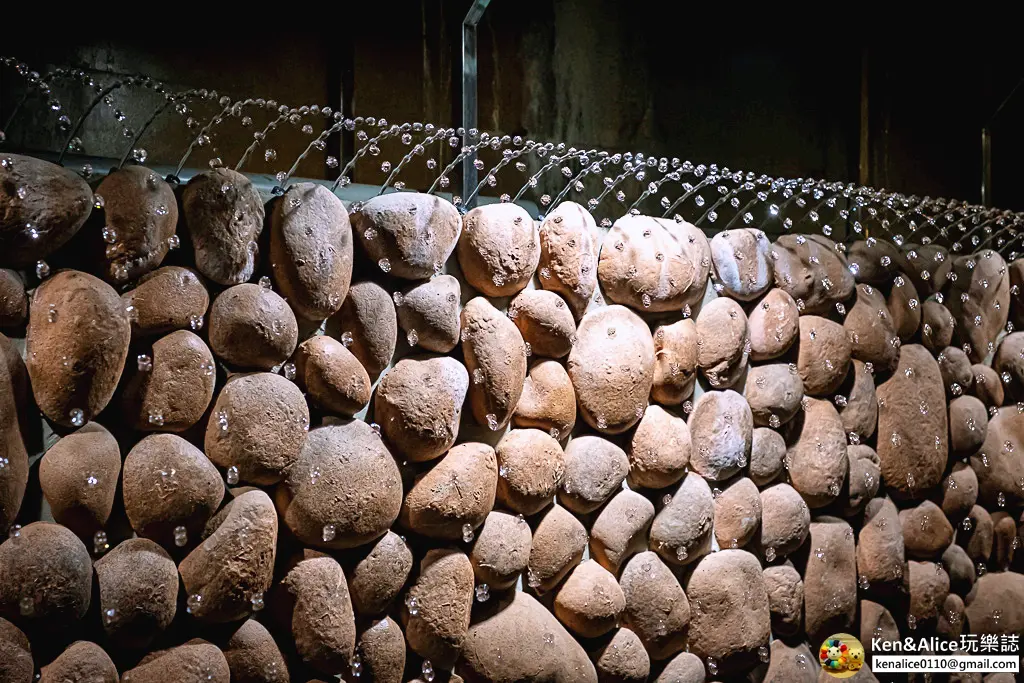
[745,363,803,427]
[950,395,988,456]
[838,359,877,442]
[26,270,130,426]
[843,283,900,374]
[770,233,855,315]
[759,483,811,558]
[121,266,209,338]
[748,288,800,361]
[182,168,264,285]
[619,551,690,660]
[649,472,715,566]
[595,628,650,683]
[94,538,177,648]
[942,462,979,522]
[122,434,224,549]
[628,405,692,490]
[553,559,625,637]
[348,531,413,616]
[208,283,298,370]
[95,165,177,283]
[121,330,216,432]
[900,500,954,560]
[991,511,1017,571]
[944,249,1009,363]
[0,153,93,267]
[687,389,752,482]
[652,653,705,683]
[470,510,532,590]
[0,270,26,328]
[458,203,539,296]
[537,201,601,318]
[404,549,474,668]
[971,363,1004,408]
[508,289,576,358]
[462,296,528,431]
[282,554,356,674]
[908,560,950,623]
[375,356,469,462]
[695,297,748,389]
[784,397,848,508]
[356,617,405,683]
[280,421,402,549]
[797,316,851,396]
[710,228,772,301]
[964,571,1024,636]
[512,359,576,439]
[651,319,698,405]
[857,497,905,586]
[764,563,803,637]
[205,372,309,485]
[803,517,857,643]
[293,335,371,416]
[842,444,881,516]
[395,275,461,353]
[0,522,92,627]
[330,281,396,381]
[568,305,655,434]
[528,504,588,593]
[222,619,289,683]
[351,192,461,280]
[939,345,974,398]
[0,617,32,683]
[495,428,564,515]
[598,215,710,313]
[122,644,229,683]
[589,490,655,575]
[560,435,629,514]
[39,641,118,683]
[269,182,353,320]
[888,272,922,342]
[39,422,120,538]
[401,442,497,540]
[714,477,761,549]
[847,239,911,286]
[943,543,977,597]
[922,298,956,353]
[960,504,994,563]
[749,427,786,486]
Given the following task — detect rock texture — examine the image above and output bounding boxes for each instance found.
[352,192,461,279]
[182,168,264,285]
[462,296,528,431]
[537,201,601,317]
[459,202,539,296]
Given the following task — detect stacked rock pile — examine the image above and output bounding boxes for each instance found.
[1,151,1022,682]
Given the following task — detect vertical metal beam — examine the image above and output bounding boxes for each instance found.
[982,126,992,207]
[462,0,491,209]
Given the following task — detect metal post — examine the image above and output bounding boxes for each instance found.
[982,126,992,207]
[462,0,491,210]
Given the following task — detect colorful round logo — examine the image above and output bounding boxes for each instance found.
[819,633,865,678]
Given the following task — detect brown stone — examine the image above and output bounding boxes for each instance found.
[282,554,356,674]
[651,318,699,404]
[123,434,224,549]
[95,165,177,283]
[745,363,803,427]
[973,400,1024,508]
[710,228,772,301]
[803,516,857,643]
[857,497,905,585]
[797,316,851,396]
[293,335,371,417]
[508,289,576,358]
[351,192,461,280]
[961,504,994,563]
[964,571,1024,636]
[39,641,118,683]
[560,435,629,513]
[459,203,539,296]
[348,531,413,616]
[748,288,800,361]
[404,548,474,668]
[205,372,309,484]
[495,428,564,515]
[839,359,877,442]
[401,442,497,540]
[688,389,752,481]
[889,272,922,341]
[939,345,975,398]
[595,628,650,683]
[122,330,216,432]
[945,249,1010,362]
[269,182,352,320]
[695,297,748,388]
[512,359,576,439]
[0,617,32,683]
[528,504,588,593]
[991,511,1017,571]
[861,600,899,656]
[770,234,855,315]
[876,344,949,498]
[554,560,625,637]
[922,297,956,353]
[714,477,761,549]
[685,549,771,674]
[937,593,965,640]
[462,296,528,430]
[568,305,655,434]
[649,472,714,565]
[904,243,950,296]
[0,153,92,267]
[764,562,803,636]
[39,422,120,538]
[330,281,396,381]
[94,538,177,648]
[0,522,92,627]
[599,215,711,313]
[222,619,289,683]
[749,427,786,486]
[943,543,976,597]
[759,483,811,558]
[395,275,461,352]
[950,395,988,455]
[844,283,900,374]
[470,510,532,590]
[182,168,264,285]
[0,269,26,328]
[763,640,818,683]
[122,644,229,683]
[847,238,911,286]
[375,356,468,462]
[122,266,209,338]
[651,653,705,683]
[620,551,690,660]
[537,201,601,317]
[841,444,881,516]
[589,489,655,574]
[208,283,298,370]
[280,422,402,549]
[628,404,692,489]
[356,617,405,683]
[900,500,954,560]
[26,270,130,426]
[972,363,1004,408]
[784,397,848,507]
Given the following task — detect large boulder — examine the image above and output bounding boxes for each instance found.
[537,201,601,317]
[458,203,539,296]
[182,168,264,285]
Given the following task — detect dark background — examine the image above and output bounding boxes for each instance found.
[2,1,1023,209]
